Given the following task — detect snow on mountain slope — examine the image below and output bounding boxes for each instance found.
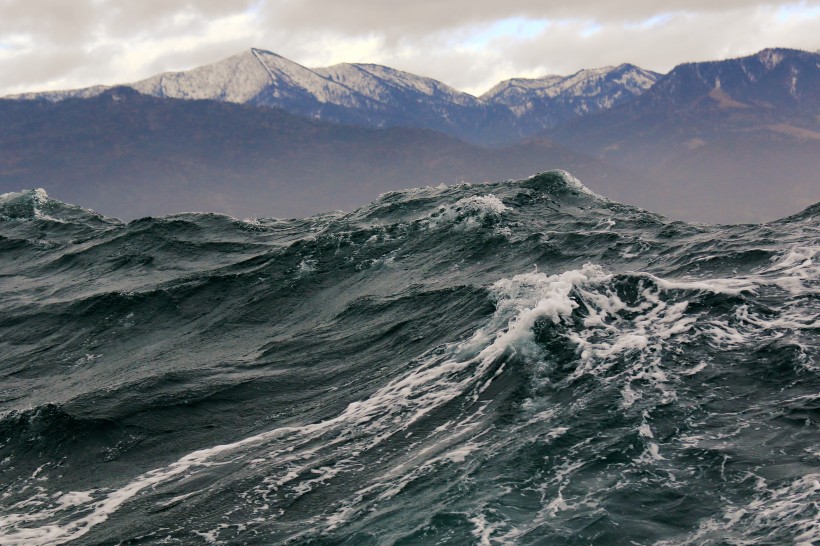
[480,75,563,110]
[314,63,482,107]
[483,64,660,117]
[128,49,376,113]
[312,62,523,143]
[131,49,272,103]
[7,85,111,102]
[250,49,376,109]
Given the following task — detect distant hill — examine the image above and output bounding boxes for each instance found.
[0,89,642,220]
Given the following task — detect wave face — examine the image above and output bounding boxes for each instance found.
[1,173,818,545]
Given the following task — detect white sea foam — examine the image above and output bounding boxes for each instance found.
[556,170,604,199]
[0,189,50,221]
[470,513,507,546]
[489,264,700,412]
[664,474,820,546]
[1,260,606,543]
[0,188,47,204]
[523,170,604,200]
[2,241,816,544]
[423,194,509,230]
[295,258,318,276]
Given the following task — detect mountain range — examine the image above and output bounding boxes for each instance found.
[7,48,660,145]
[2,47,818,223]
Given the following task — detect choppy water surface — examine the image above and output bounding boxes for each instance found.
[1,172,818,545]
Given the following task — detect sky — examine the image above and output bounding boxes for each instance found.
[0,0,818,97]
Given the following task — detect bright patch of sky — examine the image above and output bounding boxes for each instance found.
[0,34,32,52]
[625,13,677,30]
[776,1,820,21]
[465,17,550,48]
[580,22,603,37]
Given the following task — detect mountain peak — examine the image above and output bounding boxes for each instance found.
[130,49,274,103]
[249,46,274,56]
[482,63,660,129]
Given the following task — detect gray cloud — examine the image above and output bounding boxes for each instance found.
[100,0,256,39]
[141,37,259,75]
[264,0,776,32]
[0,0,818,95]
[0,0,99,43]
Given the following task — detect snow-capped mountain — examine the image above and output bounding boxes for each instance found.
[5,48,656,144]
[8,47,813,149]
[131,49,276,103]
[132,49,385,127]
[315,63,482,108]
[482,64,661,131]
[312,62,520,143]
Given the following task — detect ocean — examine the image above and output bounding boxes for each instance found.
[1,171,818,544]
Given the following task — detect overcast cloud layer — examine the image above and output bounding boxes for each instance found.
[1,0,818,96]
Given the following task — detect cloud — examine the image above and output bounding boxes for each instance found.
[0,0,818,96]
[263,0,783,35]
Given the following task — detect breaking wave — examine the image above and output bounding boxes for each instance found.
[0,171,817,544]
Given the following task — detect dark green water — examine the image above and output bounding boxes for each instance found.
[1,172,818,544]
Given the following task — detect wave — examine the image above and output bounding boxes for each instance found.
[0,171,817,544]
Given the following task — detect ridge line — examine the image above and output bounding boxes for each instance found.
[250,48,277,84]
